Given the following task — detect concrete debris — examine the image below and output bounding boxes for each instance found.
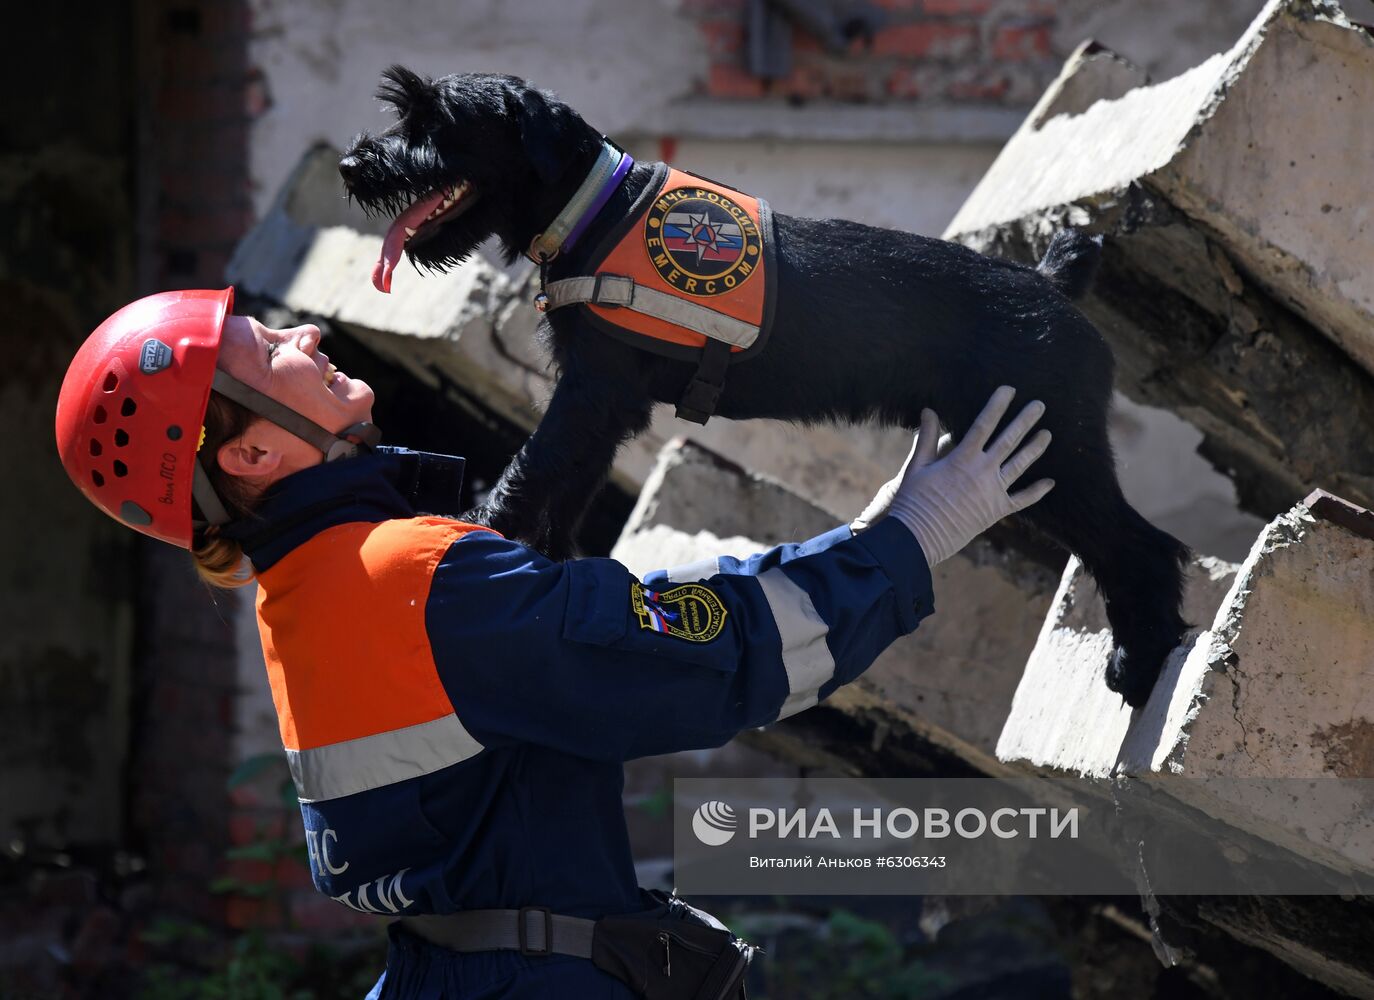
[998,490,1374,882]
[946,0,1374,519]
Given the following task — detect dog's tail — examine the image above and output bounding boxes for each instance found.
[1037,230,1103,301]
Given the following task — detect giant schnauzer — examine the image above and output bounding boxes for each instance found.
[339,68,1190,708]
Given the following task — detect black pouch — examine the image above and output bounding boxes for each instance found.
[591,890,757,1000]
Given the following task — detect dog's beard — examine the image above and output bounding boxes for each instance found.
[373,180,480,293]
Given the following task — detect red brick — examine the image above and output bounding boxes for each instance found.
[160,44,246,84]
[225,858,274,886]
[886,65,923,99]
[157,82,249,123]
[946,71,1011,101]
[991,22,1053,61]
[791,29,818,54]
[922,0,994,13]
[244,68,272,117]
[871,22,977,58]
[160,169,252,203]
[822,69,874,102]
[156,205,255,246]
[226,894,284,930]
[698,18,745,56]
[228,810,260,844]
[154,124,250,170]
[771,63,828,101]
[274,858,315,890]
[199,2,253,38]
[288,889,378,933]
[705,62,766,99]
[195,248,237,284]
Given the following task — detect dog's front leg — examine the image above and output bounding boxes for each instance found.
[465,371,653,561]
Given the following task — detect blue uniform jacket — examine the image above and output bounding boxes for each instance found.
[235,448,935,997]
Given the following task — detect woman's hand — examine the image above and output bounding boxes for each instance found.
[852,386,1055,565]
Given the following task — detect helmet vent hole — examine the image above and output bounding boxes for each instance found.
[103,371,119,393]
[92,471,105,488]
[121,398,137,417]
[89,439,103,457]
[113,460,129,478]
[114,429,129,447]
[93,405,108,424]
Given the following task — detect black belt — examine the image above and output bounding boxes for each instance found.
[400,895,757,999]
[401,906,595,957]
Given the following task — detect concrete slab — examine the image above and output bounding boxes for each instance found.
[997,490,1374,878]
[944,0,1374,520]
[949,0,1374,377]
[613,439,1061,773]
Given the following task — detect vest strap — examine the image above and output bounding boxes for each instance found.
[543,275,759,349]
[675,338,732,425]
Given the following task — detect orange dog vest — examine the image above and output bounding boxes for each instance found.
[542,164,777,423]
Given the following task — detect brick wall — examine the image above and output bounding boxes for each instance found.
[687,0,1060,105]
[129,0,264,927]
[139,0,259,293]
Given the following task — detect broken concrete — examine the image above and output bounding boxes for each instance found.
[612,438,1062,773]
[945,0,1374,519]
[998,490,1374,878]
[996,489,1374,994]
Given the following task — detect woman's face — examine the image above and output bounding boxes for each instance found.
[214,316,376,484]
[218,315,375,433]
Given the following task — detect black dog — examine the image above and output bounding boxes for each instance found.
[339,68,1190,708]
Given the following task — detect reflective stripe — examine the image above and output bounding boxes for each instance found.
[755,568,835,719]
[544,276,761,348]
[665,556,722,583]
[287,712,484,803]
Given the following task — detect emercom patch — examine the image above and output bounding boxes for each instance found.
[631,582,728,643]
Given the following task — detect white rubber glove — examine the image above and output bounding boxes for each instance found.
[850,429,954,534]
[853,386,1055,566]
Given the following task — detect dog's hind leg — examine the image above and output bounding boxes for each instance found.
[466,370,653,561]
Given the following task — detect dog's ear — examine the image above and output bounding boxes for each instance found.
[377,65,432,117]
[514,86,577,185]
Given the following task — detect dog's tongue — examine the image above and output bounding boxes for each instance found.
[373,190,449,293]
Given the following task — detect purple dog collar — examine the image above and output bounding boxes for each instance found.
[562,148,633,253]
[527,141,634,263]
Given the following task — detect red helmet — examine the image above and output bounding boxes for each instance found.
[57,288,383,550]
[55,288,234,549]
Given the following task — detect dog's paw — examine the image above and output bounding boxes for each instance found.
[1104,646,1157,710]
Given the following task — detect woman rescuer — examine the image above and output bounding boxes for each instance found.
[55,288,1054,1000]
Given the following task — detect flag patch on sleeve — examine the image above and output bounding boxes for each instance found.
[631,582,728,643]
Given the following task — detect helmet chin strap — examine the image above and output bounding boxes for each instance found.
[192,370,383,528]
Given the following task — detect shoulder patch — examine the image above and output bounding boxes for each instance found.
[631,581,728,643]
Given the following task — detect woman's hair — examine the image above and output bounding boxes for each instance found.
[190,391,265,589]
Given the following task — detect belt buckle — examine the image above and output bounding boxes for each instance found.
[518,906,553,956]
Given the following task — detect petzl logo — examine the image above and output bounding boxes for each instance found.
[139,338,173,375]
[692,800,738,846]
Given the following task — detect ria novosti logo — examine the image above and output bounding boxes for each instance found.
[692,800,738,846]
